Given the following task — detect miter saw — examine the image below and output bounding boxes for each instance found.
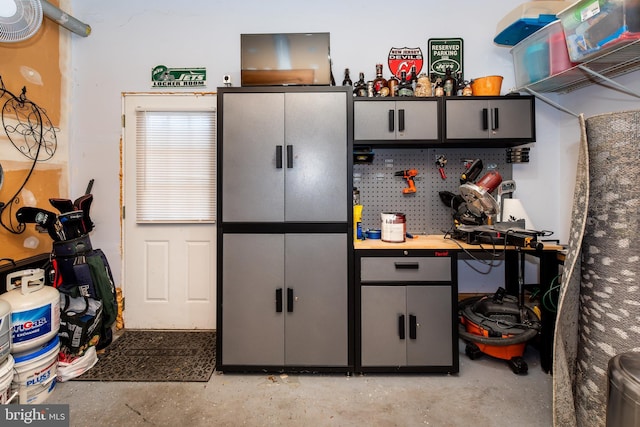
[440,160,514,227]
[440,160,544,248]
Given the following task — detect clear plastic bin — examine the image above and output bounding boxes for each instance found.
[494,1,570,46]
[558,0,640,62]
[511,20,577,87]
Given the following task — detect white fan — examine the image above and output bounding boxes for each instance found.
[0,0,43,43]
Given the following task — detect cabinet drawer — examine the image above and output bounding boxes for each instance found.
[360,257,451,282]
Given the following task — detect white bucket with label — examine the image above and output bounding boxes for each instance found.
[0,354,15,404]
[11,335,59,404]
[0,299,11,362]
[0,268,60,354]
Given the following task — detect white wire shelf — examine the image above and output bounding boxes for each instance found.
[517,38,640,94]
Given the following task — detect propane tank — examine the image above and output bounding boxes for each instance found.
[0,269,60,354]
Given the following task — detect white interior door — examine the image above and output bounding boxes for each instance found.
[122,93,216,329]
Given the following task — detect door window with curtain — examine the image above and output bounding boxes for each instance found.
[135,110,216,223]
[123,93,217,329]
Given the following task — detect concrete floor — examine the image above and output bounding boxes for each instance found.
[47,340,553,427]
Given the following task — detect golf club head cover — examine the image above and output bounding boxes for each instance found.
[16,206,64,241]
[49,198,75,214]
[73,194,94,233]
[58,210,86,239]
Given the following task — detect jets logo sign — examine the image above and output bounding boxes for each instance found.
[152,65,207,87]
[388,47,424,79]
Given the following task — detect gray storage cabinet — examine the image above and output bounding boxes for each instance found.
[222,233,348,367]
[354,98,439,143]
[443,96,535,143]
[356,251,459,373]
[217,87,352,372]
[221,90,347,223]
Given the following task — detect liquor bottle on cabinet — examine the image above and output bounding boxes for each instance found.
[387,74,400,97]
[434,76,444,97]
[455,71,464,95]
[443,68,455,97]
[409,65,418,91]
[397,70,413,97]
[373,64,387,95]
[342,68,353,87]
[354,72,367,97]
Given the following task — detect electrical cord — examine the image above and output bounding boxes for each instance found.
[443,228,505,274]
[542,274,562,313]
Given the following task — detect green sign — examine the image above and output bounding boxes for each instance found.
[428,38,463,78]
[151,65,206,87]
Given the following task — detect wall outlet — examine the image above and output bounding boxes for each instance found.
[223,75,232,86]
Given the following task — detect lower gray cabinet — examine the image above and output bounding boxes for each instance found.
[361,285,453,367]
[356,251,459,373]
[220,233,349,370]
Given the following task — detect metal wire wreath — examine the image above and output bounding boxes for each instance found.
[0,75,58,234]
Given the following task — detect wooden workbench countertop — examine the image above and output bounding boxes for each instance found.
[354,234,564,251]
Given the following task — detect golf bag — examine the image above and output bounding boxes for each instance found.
[15,183,117,353]
[51,235,117,351]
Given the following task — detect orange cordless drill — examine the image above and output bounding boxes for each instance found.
[395,169,418,194]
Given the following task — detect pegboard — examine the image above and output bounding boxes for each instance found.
[353,147,513,235]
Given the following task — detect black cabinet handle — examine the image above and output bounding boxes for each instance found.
[399,314,405,340]
[482,108,489,130]
[276,145,283,169]
[394,262,419,270]
[492,108,499,130]
[409,315,417,339]
[286,145,293,168]
[287,288,294,312]
[276,288,283,313]
[388,110,394,132]
[398,109,405,132]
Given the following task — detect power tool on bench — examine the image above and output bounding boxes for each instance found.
[395,169,418,194]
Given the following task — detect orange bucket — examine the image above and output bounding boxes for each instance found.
[471,75,503,96]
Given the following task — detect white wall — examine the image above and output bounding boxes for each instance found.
[69,0,640,282]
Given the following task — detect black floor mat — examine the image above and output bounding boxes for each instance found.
[74,330,216,382]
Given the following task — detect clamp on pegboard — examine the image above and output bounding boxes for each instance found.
[506,147,530,163]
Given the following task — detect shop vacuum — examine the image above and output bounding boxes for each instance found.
[458,286,541,375]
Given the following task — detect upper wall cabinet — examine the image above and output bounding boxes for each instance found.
[443,96,535,146]
[353,96,535,148]
[354,98,440,145]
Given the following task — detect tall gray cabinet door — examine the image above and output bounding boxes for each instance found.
[221,234,285,365]
[406,286,453,366]
[222,93,285,222]
[284,92,347,222]
[284,233,348,366]
[361,286,406,366]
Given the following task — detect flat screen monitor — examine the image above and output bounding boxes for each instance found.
[241,33,332,86]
